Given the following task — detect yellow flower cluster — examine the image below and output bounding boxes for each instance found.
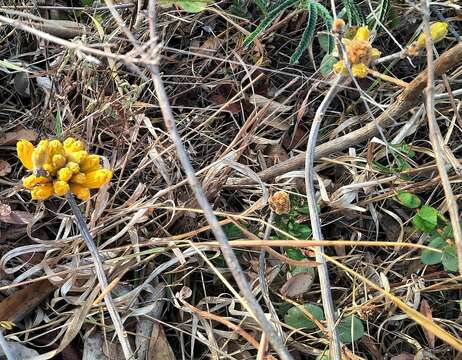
[17,138,112,201]
[333,26,381,79]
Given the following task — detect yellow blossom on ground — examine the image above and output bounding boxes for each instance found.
[17,140,34,170]
[352,63,368,78]
[17,137,111,201]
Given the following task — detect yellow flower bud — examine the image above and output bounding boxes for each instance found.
[48,140,64,157]
[80,155,100,172]
[352,63,368,78]
[66,150,88,164]
[63,137,84,153]
[416,22,448,49]
[58,167,73,182]
[371,48,381,59]
[81,169,112,189]
[17,140,34,170]
[333,60,348,75]
[53,180,70,196]
[31,140,49,169]
[353,26,370,42]
[31,183,54,200]
[52,154,67,170]
[70,184,90,201]
[67,162,80,174]
[71,172,87,184]
[23,175,49,190]
[43,163,56,176]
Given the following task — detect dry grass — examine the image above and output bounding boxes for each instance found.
[0,1,461,359]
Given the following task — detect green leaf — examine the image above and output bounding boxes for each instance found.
[290,1,318,64]
[160,0,210,13]
[288,221,312,239]
[317,33,331,53]
[82,0,93,6]
[221,222,244,239]
[338,315,364,343]
[413,205,439,232]
[243,0,299,47]
[421,237,446,265]
[55,110,62,137]
[395,191,421,209]
[442,244,459,272]
[286,247,306,261]
[315,3,334,53]
[320,54,337,76]
[284,304,325,329]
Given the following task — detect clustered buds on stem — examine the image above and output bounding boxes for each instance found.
[333,26,381,79]
[17,138,112,201]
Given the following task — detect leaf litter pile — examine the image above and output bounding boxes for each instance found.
[0,1,461,359]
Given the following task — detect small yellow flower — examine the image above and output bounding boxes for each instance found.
[71,172,87,184]
[17,140,34,170]
[352,63,368,78]
[48,140,64,157]
[23,175,49,190]
[416,22,448,49]
[70,184,90,201]
[371,48,381,59]
[333,60,348,75]
[81,169,112,189]
[52,154,67,170]
[66,150,88,164]
[353,26,370,42]
[67,162,80,174]
[31,140,49,169]
[31,183,54,200]
[43,163,56,176]
[63,137,84,153]
[53,180,70,196]
[58,167,73,182]
[80,155,100,172]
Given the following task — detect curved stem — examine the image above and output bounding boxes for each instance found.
[304,75,343,360]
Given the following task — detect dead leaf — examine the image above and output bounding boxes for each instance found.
[147,323,175,360]
[0,210,33,225]
[209,94,241,113]
[280,271,314,298]
[360,335,382,360]
[419,299,435,348]
[193,37,222,58]
[249,94,293,113]
[0,279,56,323]
[0,128,37,145]
[0,160,11,176]
[390,354,415,360]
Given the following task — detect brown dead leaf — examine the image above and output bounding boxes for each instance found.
[280,271,314,298]
[0,210,33,225]
[0,129,37,145]
[419,299,435,348]
[0,279,56,323]
[0,160,11,176]
[360,335,382,360]
[147,323,175,360]
[193,37,222,58]
[209,94,241,114]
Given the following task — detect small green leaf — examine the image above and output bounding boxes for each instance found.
[338,315,364,343]
[442,244,459,272]
[221,222,244,239]
[320,54,337,76]
[290,1,317,64]
[160,0,210,13]
[317,33,332,53]
[413,205,439,232]
[284,304,325,329]
[395,191,421,209]
[82,0,93,6]
[421,237,446,265]
[286,248,305,261]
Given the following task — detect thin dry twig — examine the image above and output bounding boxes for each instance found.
[305,75,343,360]
[420,0,462,274]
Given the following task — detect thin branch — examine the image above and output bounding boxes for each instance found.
[305,74,343,360]
[144,1,293,359]
[65,193,133,359]
[421,0,462,274]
